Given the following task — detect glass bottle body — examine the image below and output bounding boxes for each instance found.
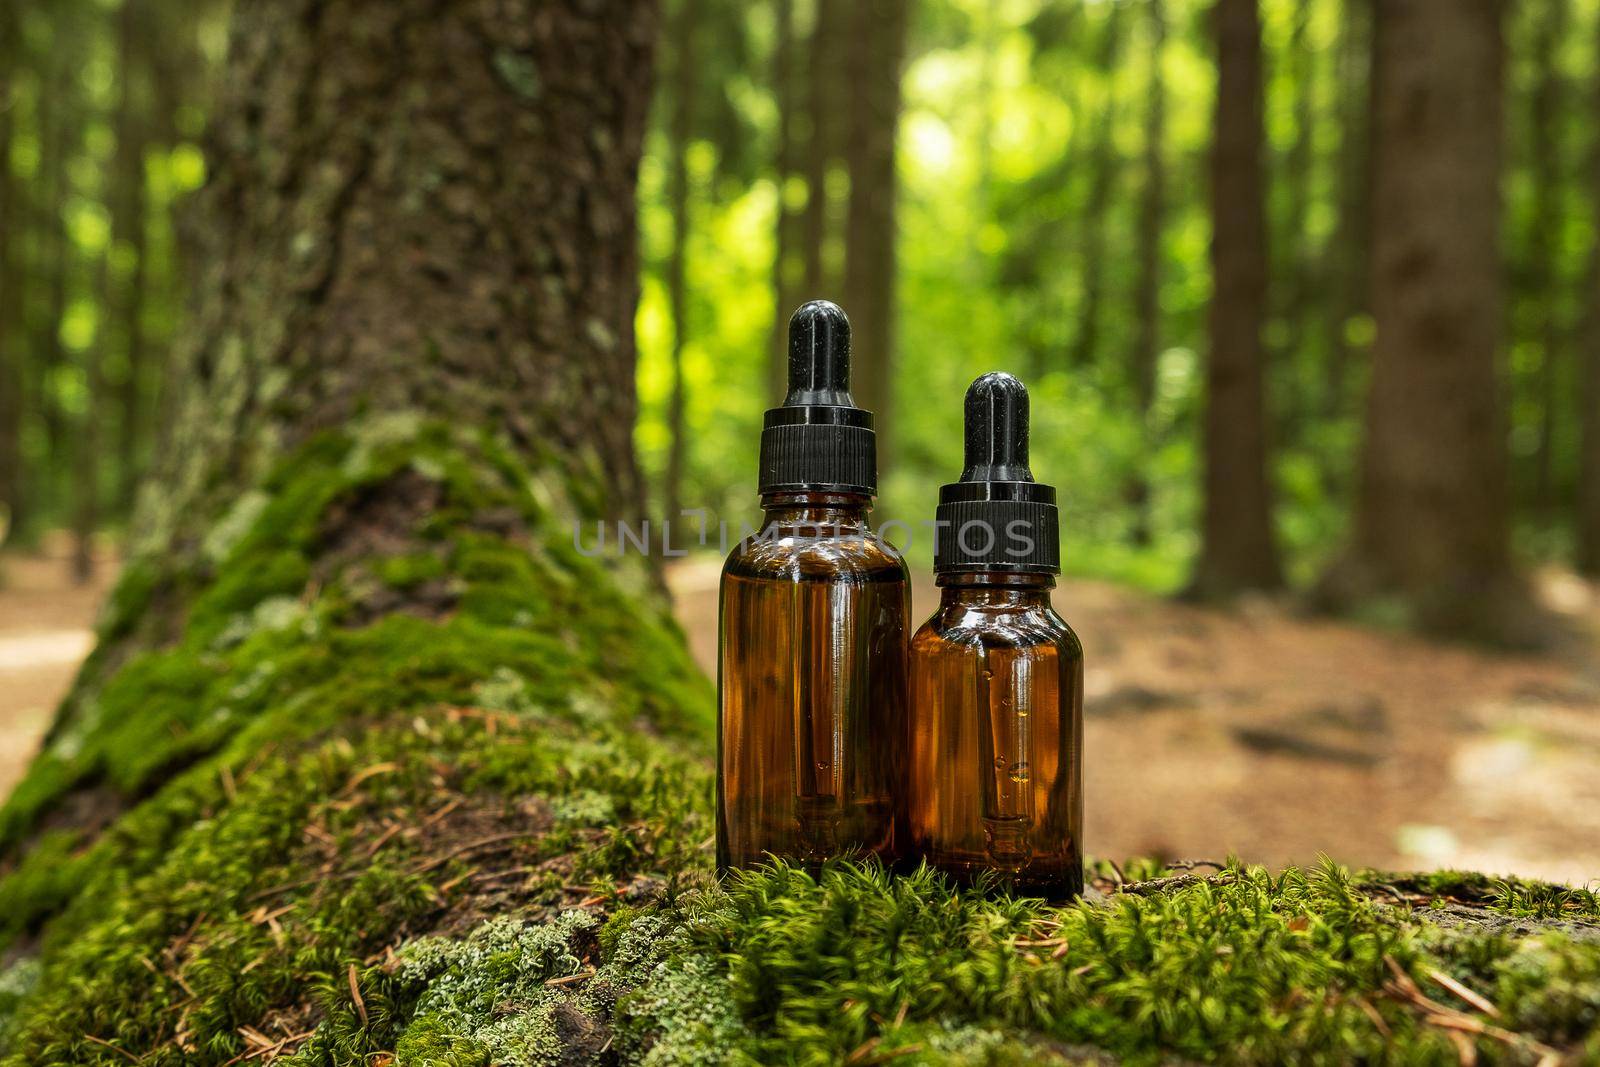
[909,572,1083,898]
[717,493,911,873]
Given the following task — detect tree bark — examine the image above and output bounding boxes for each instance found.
[1579,12,1600,577]
[1526,0,1569,517]
[1273,1,1315,431]
[0,2,22,543]
[1318,0,1529,642]
[801,0,840,298]
[1127,0,1167,548]
[842,0,908,438]
[132,0,652,563]
[112,0,152,518]
[1323,0,1374,422]
[664,0,697,525]
[1188,0,1283,599]
[767,0,800,400]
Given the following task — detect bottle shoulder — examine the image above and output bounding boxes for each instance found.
[722,529,909,585]
[913,602,1080,657]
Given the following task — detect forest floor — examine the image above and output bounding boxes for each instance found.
[2,544,1598,885]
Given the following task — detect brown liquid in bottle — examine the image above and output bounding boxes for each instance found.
[910,371,1081,898]
[909,571,1082,898]
[718,493,910,872]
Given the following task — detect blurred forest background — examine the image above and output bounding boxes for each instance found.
[1,0,1599,633]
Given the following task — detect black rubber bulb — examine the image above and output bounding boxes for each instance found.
[961,371,1033,483]
[785,299,855,407]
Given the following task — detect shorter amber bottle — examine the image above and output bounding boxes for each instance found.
[909,372,1083,899]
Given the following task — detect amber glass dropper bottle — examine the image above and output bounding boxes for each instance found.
[909,372,1084,899]
[717,300,911,874]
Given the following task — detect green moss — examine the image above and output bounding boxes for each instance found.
[1371,868,1600,921]
[374,551,449,590]
[0,702,711,1065]
[0,422,710,859]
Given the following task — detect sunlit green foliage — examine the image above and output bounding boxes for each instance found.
[629,0,1600,590]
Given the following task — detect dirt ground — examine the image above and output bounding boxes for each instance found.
[0,540,119,800]
[3,545,1598,885]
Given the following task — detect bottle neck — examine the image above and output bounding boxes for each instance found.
[759,491,873,530]
[936,570,1055,607]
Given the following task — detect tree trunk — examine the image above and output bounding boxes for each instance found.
[36,63,70,536]
[1578,12,1600,577]
[112,0,153,518]
[1274,1,1315,431]
[0,3,22,543]
[1323,0,1373,422]
[1318,0,1530,643]
[767,0,800,400]
[71,290,101,585]
[1127,0,1167,548]
[1188,0,1282,599]
[1066,3,1126,370]
[1526,0,1569,517]
[664,0,696,525]
[842,0,908,437]
[801,0,840,298]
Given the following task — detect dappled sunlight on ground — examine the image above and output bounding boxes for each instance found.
[0,542,120,798]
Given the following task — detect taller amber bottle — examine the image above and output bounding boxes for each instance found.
[717,301,910,873]
[909,372,1083,899]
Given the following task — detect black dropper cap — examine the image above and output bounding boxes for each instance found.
[933,372,1060,574]
[757,300,877,496]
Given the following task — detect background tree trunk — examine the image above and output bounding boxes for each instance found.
[801,0,840,298]
[843,0,908,439]
[767,0,800,400]
[1526,0,1570,517]
[1127,0,1167,548]
[36,62,72,549]
[1273,1,1316,432]
[1188,0,1282,599]
[112,0,153,517]
[1323,0,1374,423]
[1579,12,1600,577]
[1320,0,1528,642]
[664,0,697,524]
[0,3,22,543]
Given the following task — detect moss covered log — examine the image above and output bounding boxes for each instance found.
[0,426,1596,1065]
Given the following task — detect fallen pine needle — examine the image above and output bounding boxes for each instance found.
[1350,994,1392,1038]
[419,796,464,830]
[340,762,400,796]
[365,822,405,857]
[237,1025,275,1049]
[82,1035,140,1062]
[544,968,597,987]
[349,964,369,1028]
[1427,968,1501,1018]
